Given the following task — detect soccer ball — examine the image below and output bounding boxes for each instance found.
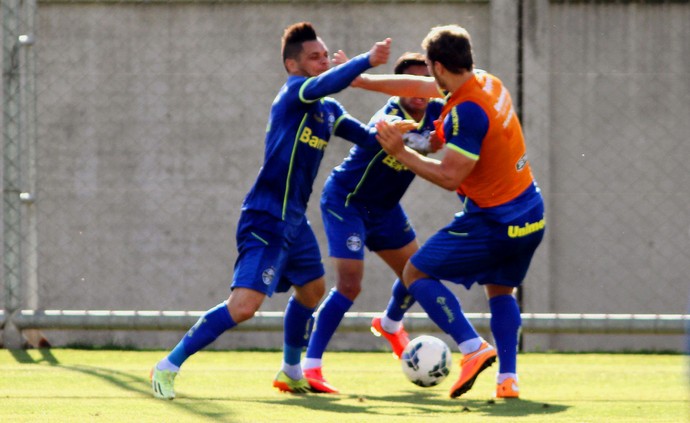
[401,335,452,387]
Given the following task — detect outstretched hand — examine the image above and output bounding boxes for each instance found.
[428,131,444,153]
[392,119,418,134]
[368,38,391,67]
[332,50,349,66]
[375,120,406,157]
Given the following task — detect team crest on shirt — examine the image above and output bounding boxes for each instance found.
[261,266,276,285]
[346,234,362,252]
[328,113,336,133]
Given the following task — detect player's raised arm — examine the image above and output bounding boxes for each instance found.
[300,37,392,101]
[354,73,442,98]
[332,45,437,98]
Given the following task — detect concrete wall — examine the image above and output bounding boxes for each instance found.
[2,0,688,351]
[521,0,690,351]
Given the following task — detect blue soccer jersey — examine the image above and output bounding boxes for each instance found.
[324,97,444,210]
[241,53,379,225]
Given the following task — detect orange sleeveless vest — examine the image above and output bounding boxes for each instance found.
[435,72,534,208]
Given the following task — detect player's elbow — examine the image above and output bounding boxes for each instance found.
[435,171,462,191]
[438,179,459,191]
[436,160,469,191]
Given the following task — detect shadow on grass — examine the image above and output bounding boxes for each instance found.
[255,389,569,417]
[9,348,58,365]
[8,350,568,419]
[376,390,569,417]
[7,349,235,421]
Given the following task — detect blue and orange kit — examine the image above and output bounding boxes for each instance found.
[436,70,535,208]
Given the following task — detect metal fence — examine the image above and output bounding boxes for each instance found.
[2,0,689,351]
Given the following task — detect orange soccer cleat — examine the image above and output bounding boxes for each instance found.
[303,367,339,394]
[495,377,520,399]
[370,316,410,359]
[449,341,497,398]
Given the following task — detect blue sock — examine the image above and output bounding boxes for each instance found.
[305,289,353,360]
[385,279,416,321]
[490,294,521,374]
[283,296,316,365]
[407,278,478,344]
[168,302,236,367]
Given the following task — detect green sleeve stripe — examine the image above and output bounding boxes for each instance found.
[251,232,269,245]
[325,208,344,222]
[333,113,347,133]
[283,113,308,220]
[345,150,386,207]
[448,231,469,237]
[298,78,319,103]
[446,143,479,161]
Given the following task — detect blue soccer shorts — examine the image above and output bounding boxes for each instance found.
[231,210,325,297]
[320,194,416,260]
[410,201,545,289]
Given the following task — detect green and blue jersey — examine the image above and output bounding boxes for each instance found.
[324,97,444,210]
[241,53,378,225]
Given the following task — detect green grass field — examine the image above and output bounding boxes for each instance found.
[1,349,687,422]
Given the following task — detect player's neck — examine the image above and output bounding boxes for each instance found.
[404,107,425,122]
[445,71,473,94]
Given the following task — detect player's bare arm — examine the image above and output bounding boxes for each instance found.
[354,73,442,98]
[333,47,437,97]
[375,120,474,190]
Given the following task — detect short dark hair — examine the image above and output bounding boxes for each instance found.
[281,22,318,64]
[422,25,473,73]
[393,52,427,75]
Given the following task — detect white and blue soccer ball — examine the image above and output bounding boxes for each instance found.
[401,335,452,387]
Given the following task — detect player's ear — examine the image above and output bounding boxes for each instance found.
[284,58,299,74]
[431,60,444,76]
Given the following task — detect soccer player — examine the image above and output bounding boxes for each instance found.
[150,22,404,399]
[301,52,444,394]
[366,25,546,399]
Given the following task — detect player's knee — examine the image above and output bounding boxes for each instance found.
[294,277,326,308]
[311,282,326,302]
[402,262,426,288]
[336,282,361,301]
[230,302,260,323]
[335,274,362,300]
[227,292,263,323]
[485,284,516,299]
